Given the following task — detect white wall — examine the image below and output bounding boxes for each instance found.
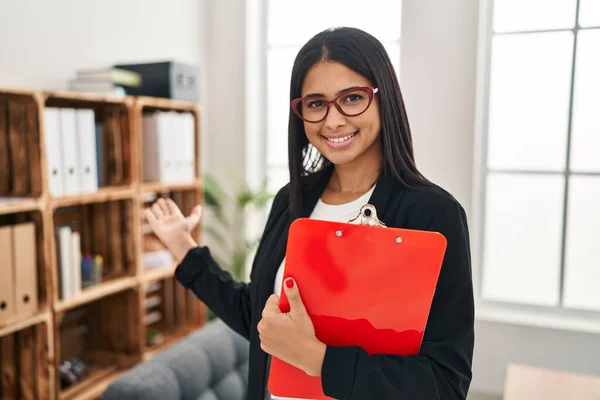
[400,0,600,397]
[0,0,205,93]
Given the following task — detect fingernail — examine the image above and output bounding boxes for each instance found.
[285,278,294,288]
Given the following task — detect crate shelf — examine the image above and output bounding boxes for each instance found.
[0,87,207,400]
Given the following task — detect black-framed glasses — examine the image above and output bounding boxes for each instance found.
[291,86,379,123]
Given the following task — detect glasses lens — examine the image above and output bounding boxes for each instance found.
[295,97,328,122]
[336,89,371,116]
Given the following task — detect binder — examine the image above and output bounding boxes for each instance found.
[12,223,38,317]
[181,112,196,182]
[160,112,176,183]
[268,204,448,399]
[43,108,65,197]
[0,226,15,325]
[76,109,98,194]
[59,108,81,195]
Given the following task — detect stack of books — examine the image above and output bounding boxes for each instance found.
[68,67,142,96]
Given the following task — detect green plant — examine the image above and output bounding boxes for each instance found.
[202,173,273,282]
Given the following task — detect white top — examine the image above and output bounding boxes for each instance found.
[270,184,376,400]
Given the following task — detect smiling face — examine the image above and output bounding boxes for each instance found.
[299,61,382,167]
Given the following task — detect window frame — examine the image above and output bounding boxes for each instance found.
[471,0,600,333]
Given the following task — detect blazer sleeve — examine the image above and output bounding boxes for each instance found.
[320,200,475,400]
[174,186,288,340]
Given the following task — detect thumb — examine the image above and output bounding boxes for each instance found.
[284,278,307,317]
[185,205,203,231]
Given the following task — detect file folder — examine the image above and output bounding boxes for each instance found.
[59,108,81,195]
[76,109,99,194]
[12,223,38,317]
[0,226,15,325]
[43,108,65,197]
[268,204,448,399]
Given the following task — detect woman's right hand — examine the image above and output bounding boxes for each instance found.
[144,198,202,261]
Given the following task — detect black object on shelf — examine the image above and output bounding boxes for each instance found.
[115,61,199,102]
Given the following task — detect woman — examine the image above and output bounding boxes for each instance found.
[145,27,474,399]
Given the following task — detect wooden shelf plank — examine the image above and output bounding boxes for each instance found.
[0,197,43,215]
[0,310,51,337]
[54,276,138,313]
[44,90,130,105]
[0,87,39,97]
[50,186,134,209]
[58,365,120,400]
[140,179,202,195]
[136,96,198,112]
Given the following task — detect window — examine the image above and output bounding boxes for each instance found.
[475,0,600,323]
[265,0,403,194]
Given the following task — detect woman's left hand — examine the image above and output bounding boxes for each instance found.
[258,278,326,377]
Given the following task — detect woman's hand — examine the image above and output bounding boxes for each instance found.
[144,198,202,261]
[258,278,326,377]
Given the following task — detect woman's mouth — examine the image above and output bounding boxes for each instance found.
[321,131,358,149]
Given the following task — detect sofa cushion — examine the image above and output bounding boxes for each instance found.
[103,319,249,400]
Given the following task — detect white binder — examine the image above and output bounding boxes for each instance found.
[171,112,185,183]
[156,112,175,183]
[59,108,82,196]
[182,112,196,182]
[76,109,98,194]
[43,108,65,197]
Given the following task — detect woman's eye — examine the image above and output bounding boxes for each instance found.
[345,94,363,102]
[308,100,325,108]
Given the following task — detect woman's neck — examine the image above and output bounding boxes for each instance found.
[327,155,382,195]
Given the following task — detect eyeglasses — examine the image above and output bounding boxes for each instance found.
[291,86,379,123]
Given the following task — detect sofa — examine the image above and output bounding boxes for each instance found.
[103,319,249,400]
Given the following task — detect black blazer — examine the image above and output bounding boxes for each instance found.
[175,169,475,399]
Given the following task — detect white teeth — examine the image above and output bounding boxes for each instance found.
[326,132,356,143]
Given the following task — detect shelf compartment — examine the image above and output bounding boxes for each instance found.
[55,289,140,400]
[0,209,50,328]
[44,92,134,195]
[134,96,201,190]
[0,315,52,400]
[0,90,44,198]
[52,198,137,303]
[142,276,205,357]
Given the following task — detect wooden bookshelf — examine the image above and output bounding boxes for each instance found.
[0,88,207,400]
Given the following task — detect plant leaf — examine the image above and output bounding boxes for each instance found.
[203,225,228,248]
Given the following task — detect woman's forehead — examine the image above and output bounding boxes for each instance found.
[301,61,371,96]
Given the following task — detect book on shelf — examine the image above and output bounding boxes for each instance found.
[68,66,141,96]
[55,225,104,300]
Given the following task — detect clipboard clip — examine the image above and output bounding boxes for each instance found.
[348,204,387,228]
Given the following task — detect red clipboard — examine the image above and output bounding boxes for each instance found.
[268,204,447,399]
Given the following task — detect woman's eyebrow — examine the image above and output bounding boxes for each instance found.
[303,86,359,98]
